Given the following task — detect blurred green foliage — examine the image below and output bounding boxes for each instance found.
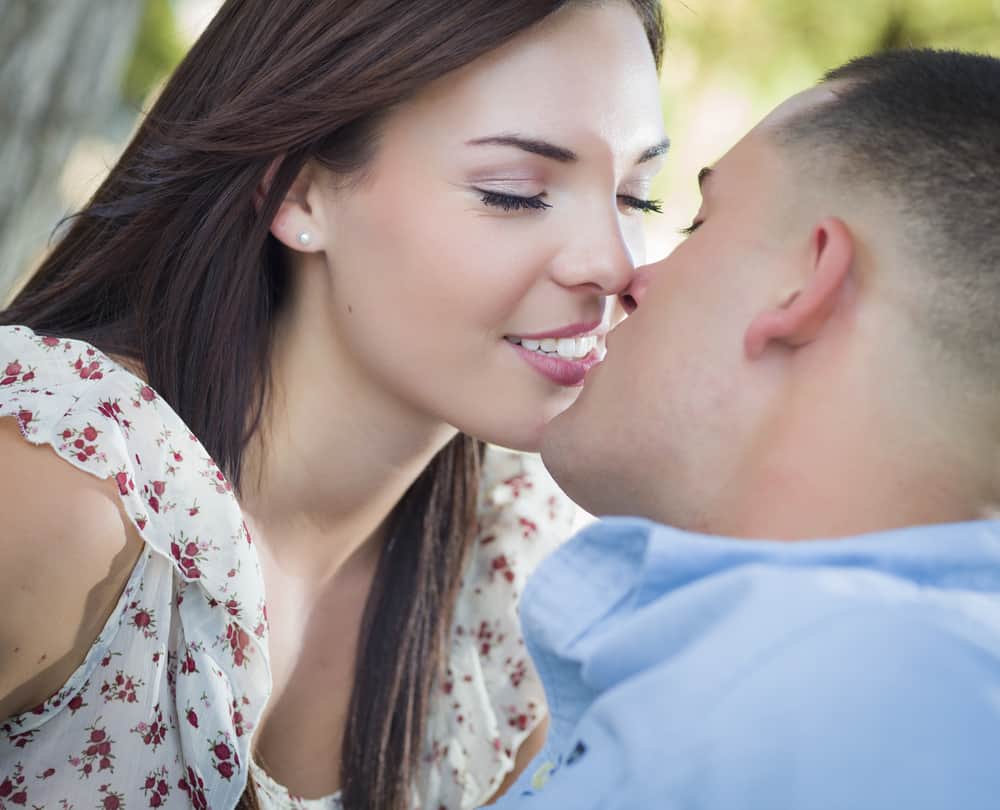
[115,0,1000,107]
[122,0,186,106]
[645,0,1000,252]
[667,0,1000,94]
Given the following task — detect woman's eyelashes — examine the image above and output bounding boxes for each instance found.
[619,195,663,214]
[678,219,703,237]
[476,189,664,214]
[477,189,552,211]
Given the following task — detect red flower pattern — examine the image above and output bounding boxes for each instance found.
[100,670,144,704]
[177,766,208,810]
[57,423,106,465]
[221,621,253,668]
[141,766,171,808]
[128,602,158,640]
[131,703,169,751]
[71,721,116,777]
[0,762,28,807]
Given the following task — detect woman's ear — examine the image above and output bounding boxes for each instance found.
[257,158,328,254]
[744,217,855,360]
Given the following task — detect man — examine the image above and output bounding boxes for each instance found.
[489,49,1000,809]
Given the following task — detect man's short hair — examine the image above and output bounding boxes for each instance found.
[776,49,1000,384]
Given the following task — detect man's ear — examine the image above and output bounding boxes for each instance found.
[256,158,327,254]
[744,217,855,360]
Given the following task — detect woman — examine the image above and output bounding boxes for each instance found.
[0,1,666,808]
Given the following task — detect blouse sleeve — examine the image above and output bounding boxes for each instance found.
[0,326,270,810]
[416,446,590,809]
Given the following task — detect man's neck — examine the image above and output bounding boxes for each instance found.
[717,430,991,542]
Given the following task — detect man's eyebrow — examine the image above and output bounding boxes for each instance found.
[697,166,715,192]
[465,135,577,163]
[637,137,671,165]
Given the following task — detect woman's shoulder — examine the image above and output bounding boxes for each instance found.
[0,323,269,680]
[0,327,153,719]
[1,325,230,520]
[0,327,270,806]
[0,417,145,721]
[0,325,164,454]
[0,323,266,625]
[1,324,133,395]
[0,413,136,561]
[0,325,217,546]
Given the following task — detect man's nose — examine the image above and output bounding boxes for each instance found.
[619,265,655,314]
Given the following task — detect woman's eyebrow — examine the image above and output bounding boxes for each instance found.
[636,137,671,165]
[465,134,671,166]
[465,134,577,163]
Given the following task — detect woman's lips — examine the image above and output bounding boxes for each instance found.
[507,341,604,387]
[512,320,603,340]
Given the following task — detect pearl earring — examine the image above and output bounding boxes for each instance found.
[297,231,312,247]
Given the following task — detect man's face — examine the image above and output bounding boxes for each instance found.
[541,91,831,526]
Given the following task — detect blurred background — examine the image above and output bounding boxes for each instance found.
[2,0,999,300]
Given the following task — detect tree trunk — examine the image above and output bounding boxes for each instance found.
[0,0,143,299]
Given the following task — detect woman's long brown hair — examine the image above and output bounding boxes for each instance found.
[1,2,664,808]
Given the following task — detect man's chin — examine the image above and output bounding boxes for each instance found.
[539,402,599,512]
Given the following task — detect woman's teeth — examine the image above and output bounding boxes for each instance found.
[508,335,598,359]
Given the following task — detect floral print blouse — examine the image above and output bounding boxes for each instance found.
[0,326,585,810]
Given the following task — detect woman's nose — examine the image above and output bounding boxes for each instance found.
[549,216,635,296]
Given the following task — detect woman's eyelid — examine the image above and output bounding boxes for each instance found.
[618,175,655,197]
[470,179,546,198]
[466,165,547,184]
[619,158,665,193]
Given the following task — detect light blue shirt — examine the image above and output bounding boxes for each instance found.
[488,518,1000,810]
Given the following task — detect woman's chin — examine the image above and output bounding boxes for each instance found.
[475,429,543,455]
[454,416,545,455]
[449,385,587,453]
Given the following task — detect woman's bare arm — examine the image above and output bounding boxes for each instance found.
[0,418,144,721]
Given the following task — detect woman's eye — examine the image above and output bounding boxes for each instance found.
[618,195,664,214]
[478,190,552,212]
[678,220,703,237]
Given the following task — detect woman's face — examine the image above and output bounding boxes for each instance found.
[300,2,666,451]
